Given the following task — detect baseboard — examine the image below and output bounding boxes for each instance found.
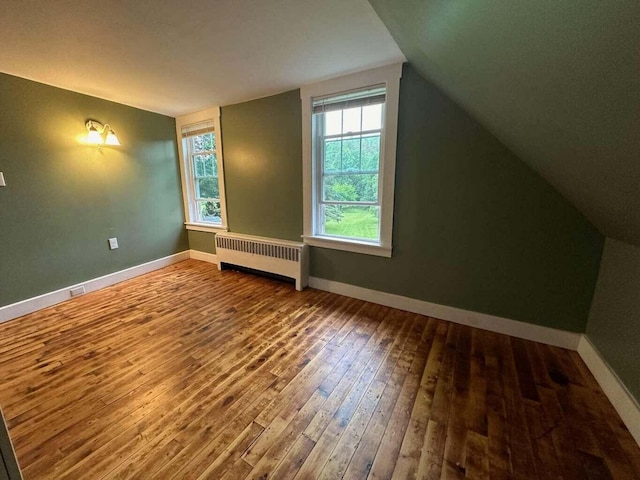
[577,335,640,445]
[0,251,190,324]
[308,277,581,350]
[189,250,218,264]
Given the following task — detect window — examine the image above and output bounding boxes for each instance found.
[301,64,402,257]
[314,87,384,242]
[176,107,228,232]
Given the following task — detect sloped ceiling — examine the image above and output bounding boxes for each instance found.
[0,0,403,116]
[368,0,640,245]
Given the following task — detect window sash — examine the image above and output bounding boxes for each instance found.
[320,200,379,206]
[192,149,215,156]
[313,102,385,241]
[322,171,379,177]
[322,129,382,141]
[184,129,221,225]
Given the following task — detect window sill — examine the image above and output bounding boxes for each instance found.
[185,222,229,234]
[302,235,392,257]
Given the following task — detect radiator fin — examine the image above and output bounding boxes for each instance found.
[215,236,300,263]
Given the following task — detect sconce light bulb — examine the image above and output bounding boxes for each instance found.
[87,127,104,145]
[105,131,120,146]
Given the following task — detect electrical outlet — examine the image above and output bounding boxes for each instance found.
[108,237,119,250]
[0,172,5,187]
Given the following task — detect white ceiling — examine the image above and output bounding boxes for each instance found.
[0,0,404,116]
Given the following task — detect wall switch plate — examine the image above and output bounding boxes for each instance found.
[0,172,5,187]
[108,237,119,250]
[70,286,86,297]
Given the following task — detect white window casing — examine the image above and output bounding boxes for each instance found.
[175,107,229,233]
[301,63,402,257]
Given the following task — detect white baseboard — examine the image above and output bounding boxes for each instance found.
[0,251,190,324]
[189,250,218,264]
[577,335,640,445]
[308,277,581,350]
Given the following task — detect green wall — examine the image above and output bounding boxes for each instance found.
[312,65,603,331]
[187,230,216,254]
[0,73,188,307]
[209,64,603,332]
[222,90,303,241]
[586,238,640,402]
[187,90,302,255]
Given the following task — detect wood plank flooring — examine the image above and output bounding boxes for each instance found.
[0,259,638,479]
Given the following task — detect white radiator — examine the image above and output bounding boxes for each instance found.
[215,232,309,290]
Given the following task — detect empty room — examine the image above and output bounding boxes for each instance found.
[0,1,638,479]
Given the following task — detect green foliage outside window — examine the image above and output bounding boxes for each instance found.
[322,133,380,232]
[192,133,216,153]
[202,200,221,218]
[197,177,220,199]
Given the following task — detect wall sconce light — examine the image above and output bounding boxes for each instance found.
[86,120,121,146]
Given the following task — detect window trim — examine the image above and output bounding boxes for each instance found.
[176,107,229,233]
[301,63,402,257]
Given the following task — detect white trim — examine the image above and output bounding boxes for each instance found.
[185,222,229,233]
[302,235,391,257]
[308,276,581,350]
[0,252,190,324]
[175,106,229,229]
[189,250,219,264]
[301,63,402,257]
[577,335,640,446]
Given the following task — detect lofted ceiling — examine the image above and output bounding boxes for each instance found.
[0,0,403,116]
[4,1,639,246]
[368,0,640,246]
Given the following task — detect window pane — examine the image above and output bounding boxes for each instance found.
[322,205,380,241]
[205,154,217,176]
[341,136,361,171]
[193,154,217,177]
[324,135,380,174]
[324,110,342,136]
[193,155,204,177]
[362,104,382,131]
[196,176,219,199]
[192,132,215,153]
[323,174,378,202]
[361,134,380,171]
[324,139,341,173]
[342,107,361,134]
[197,200,221,224]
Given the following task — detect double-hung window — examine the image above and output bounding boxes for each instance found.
[176,107,228,232]
[301,64,402,257]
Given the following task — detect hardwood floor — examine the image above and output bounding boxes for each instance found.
[0,260,638,479]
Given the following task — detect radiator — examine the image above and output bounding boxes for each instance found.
[215,232,309,290]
